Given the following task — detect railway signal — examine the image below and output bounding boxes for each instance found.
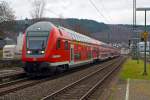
[136,7,150,75]
[141,32,148,42]
[128,40,131,47]
[142,32,148,42]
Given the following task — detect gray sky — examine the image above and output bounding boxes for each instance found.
[5,0,150,24]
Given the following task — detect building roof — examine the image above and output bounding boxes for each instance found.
[4,45,16,48]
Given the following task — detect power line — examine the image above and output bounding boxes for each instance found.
[100,0,112,21]
[45,9,60,17]
[88,0,113,43]
[88,0,110,23]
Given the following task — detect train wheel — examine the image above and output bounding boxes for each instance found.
[64,64,69,71]
[56,64,69,73]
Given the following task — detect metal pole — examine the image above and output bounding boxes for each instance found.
[132,0,135,59]
[143,10,147,75]
[133,0,135,28]
[145,10,147,31]
[135,0,139,64]
[136,8,150,75]
[149,38,150,61]
[135,0,136,26]
[108,31,110,44]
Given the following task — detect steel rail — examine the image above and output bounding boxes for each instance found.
[41,57,122,100]
[79,58,125,100]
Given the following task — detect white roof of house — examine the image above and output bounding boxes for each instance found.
[3,45,16,48]
[138,42,149,45]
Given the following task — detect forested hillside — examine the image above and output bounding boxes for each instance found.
[0,18,149,44]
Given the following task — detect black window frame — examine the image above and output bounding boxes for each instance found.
[56,39,61,49]
[26,31,49,51]
[64,41,69,50]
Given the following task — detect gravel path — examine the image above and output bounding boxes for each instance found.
[0,67,24,84]
[0,69,23,77]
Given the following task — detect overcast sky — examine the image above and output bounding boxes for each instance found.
[4,0,150,24]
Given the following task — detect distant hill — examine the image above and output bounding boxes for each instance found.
[0,18,149,45]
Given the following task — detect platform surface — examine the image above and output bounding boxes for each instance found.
[109,79,150,100]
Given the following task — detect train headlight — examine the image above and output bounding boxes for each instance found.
[41,50,45,54]
[27,50,31,54]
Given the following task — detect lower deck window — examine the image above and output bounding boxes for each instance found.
[75,53,81,60]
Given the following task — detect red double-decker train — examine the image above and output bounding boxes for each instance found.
[22,21,120,75]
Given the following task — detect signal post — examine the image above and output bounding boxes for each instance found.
[136,8,150,75]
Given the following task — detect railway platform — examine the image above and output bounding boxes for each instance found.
[109,58,150,100]
[109,79,150,100]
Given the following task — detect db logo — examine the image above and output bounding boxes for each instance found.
[33,58,37,61]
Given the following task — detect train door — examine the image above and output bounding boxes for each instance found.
[96,48,99,59]
[70,44,74,64]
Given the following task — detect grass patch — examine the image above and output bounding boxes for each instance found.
[120,58,150,80]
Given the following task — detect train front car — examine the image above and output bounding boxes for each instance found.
[22,22,59,75]
[22,21,120,76]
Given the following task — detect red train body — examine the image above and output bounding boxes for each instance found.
[22,21,120,74]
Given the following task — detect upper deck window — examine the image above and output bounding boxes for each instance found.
[59,29,63,36]
[27,31,49,37]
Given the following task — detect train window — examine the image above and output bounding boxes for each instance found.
[73,34,76,40]
[56,39,61,49]
[77,35,79,41]
[75,53,81,60]
[65,41,69,50]
[74,34,77,40]
[93,47,97,51]
[88,52,91,59]
[59,29,63,36]
[76,44,78,49]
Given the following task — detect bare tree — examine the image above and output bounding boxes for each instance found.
[0,1,15,20]
[30,0,46,19]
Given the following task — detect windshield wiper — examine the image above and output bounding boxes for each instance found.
[41,40,45,49]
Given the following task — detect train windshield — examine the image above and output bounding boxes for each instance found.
[26,31,49,50]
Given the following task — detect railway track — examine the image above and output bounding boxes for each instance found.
[41,57,125,100]
[0,77,28,88]
[0,76,53,96]
[0,60,23,69]
[0,71,26,84]
[0,57,122,98]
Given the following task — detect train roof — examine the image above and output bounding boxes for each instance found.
[26,21,54,32]
[59,26,102,45]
